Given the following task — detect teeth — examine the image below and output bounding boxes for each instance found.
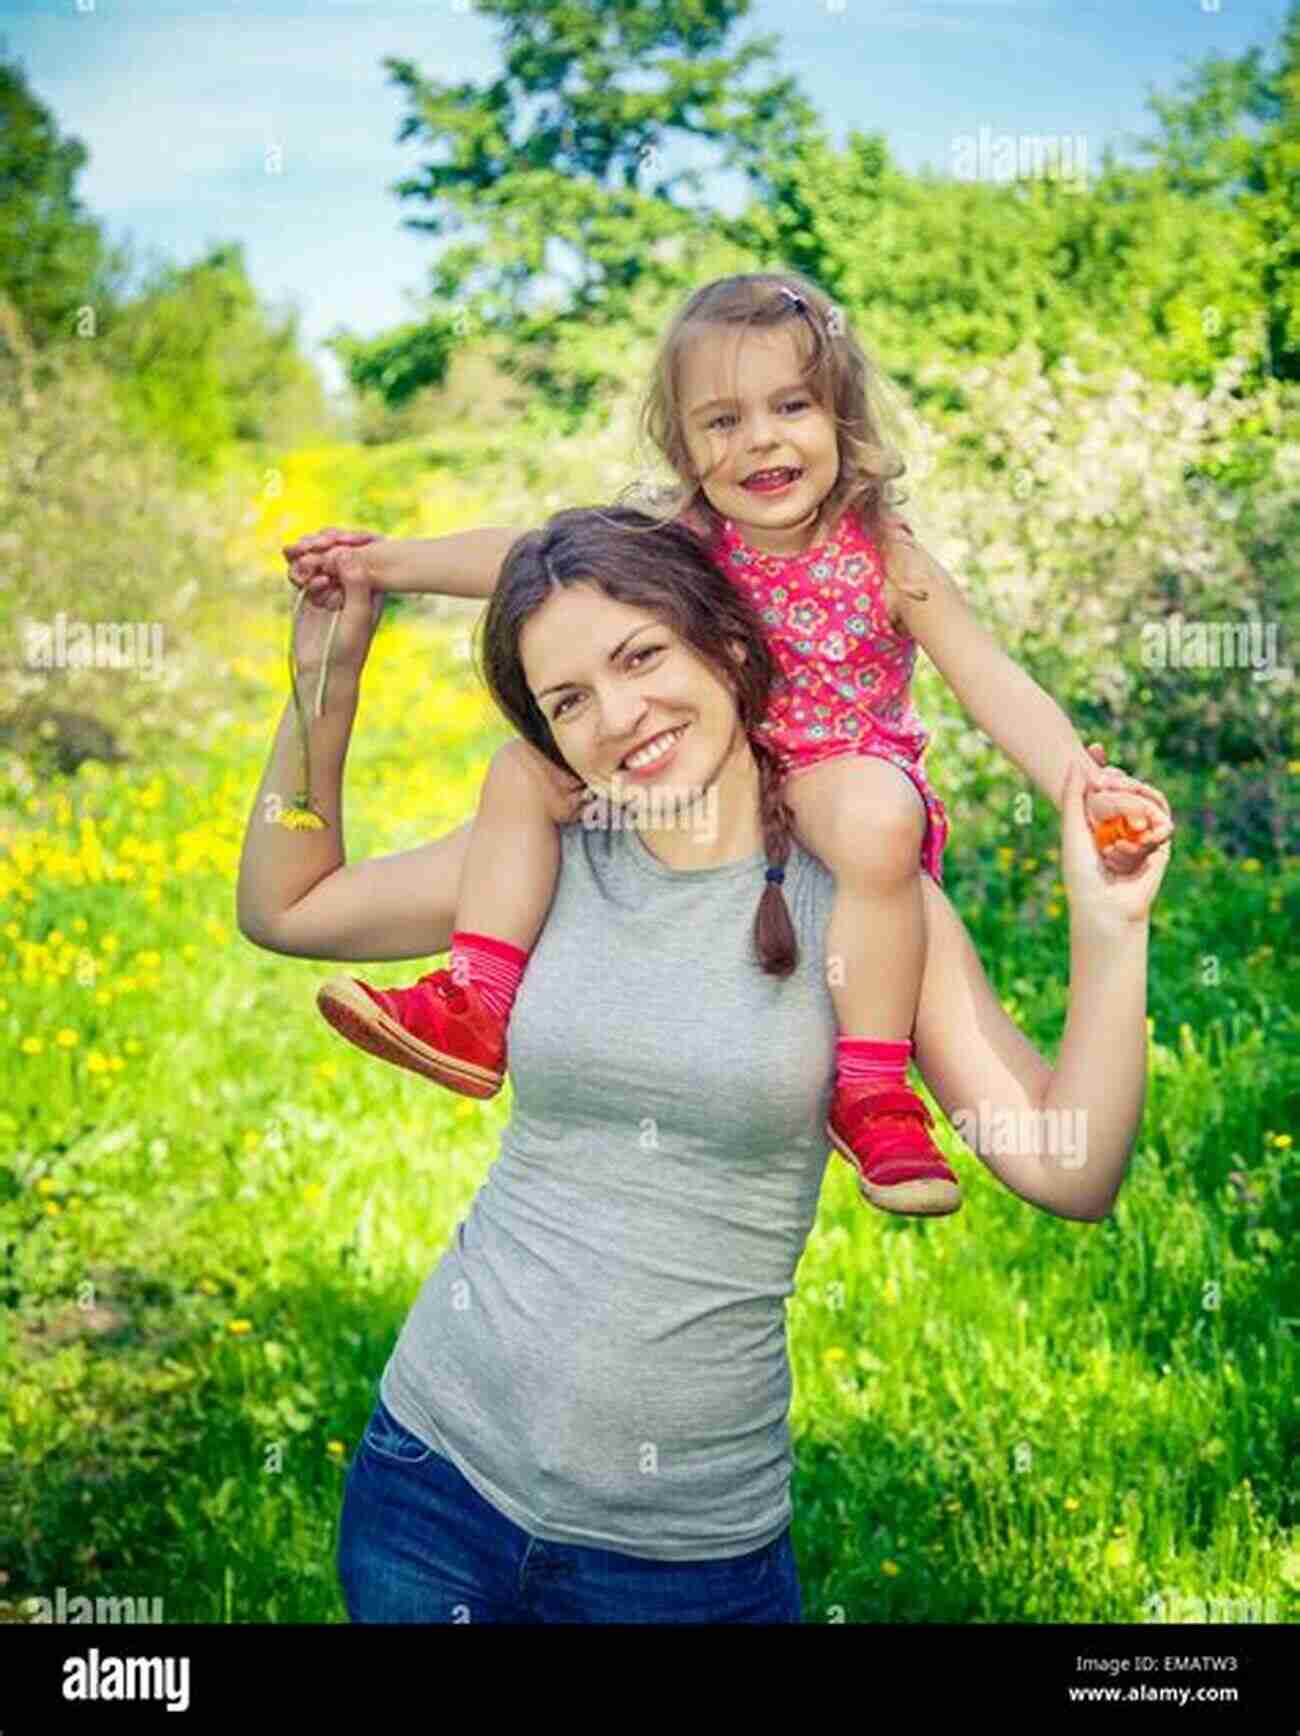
[748,468,797,483]
[623,726,685,770]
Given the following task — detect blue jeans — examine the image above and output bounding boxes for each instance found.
[337,1394,802,1623]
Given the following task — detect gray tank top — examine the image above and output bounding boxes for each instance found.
[381,815,838,1560]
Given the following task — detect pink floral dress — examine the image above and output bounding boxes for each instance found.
[709,506,950,884]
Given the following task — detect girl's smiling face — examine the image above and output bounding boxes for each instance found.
[679,323,840,554]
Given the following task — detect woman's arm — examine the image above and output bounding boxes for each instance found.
[235,572,480,961]
[911,758,1170,1223]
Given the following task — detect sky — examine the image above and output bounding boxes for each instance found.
[2,0,1288,399]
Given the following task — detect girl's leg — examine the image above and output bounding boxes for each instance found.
[316,740,576,1093]
[453,740,566,950]
[783,755,928,1041]
[784,755,960,1216]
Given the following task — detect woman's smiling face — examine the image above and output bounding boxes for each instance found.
[679,324,839,551]
[521,582,748,808]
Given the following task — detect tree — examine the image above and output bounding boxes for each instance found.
[335,0,818,417]
[1132,0,1300,381]
[96,243,332,475]
[0,45,124,351]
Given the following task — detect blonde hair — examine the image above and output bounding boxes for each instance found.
[631,269,928,601]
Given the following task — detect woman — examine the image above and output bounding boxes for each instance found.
[236,506,1172,1623]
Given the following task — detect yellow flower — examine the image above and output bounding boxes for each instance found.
[108,1056,124,1072]
[55,1028,79,1048]
[1046,902,1061,918]
[36,1178,58,1195]
[1288,760,1300,775]
[881,1559,900,1577]
[326,1440,346,1460]
[48,930,65,947]
[1242,858,1260,873]
[45,1200,62,1216]
[197,1278,220,1296]
[315,1060,338,1081]
[226,1319,253,1335]
[85,1052,109,1074]
[1063,1496,1080,1512]
[277,807,326,831]
[303,1183,324,1206]
[1023,857,1038,871]
[243,1131,261,1152]
[102,936,119,953]
[823,1346,846,1363]
[72,918,87,933]
[1275,1134,1293,1151]
[20,1036,44,1055]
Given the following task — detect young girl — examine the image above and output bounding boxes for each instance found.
[284,272,1172,1219]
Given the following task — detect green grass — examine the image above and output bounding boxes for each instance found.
[1,614,1296,1625]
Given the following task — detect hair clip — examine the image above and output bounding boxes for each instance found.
[776,288,807,313]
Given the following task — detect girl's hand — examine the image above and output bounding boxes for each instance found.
[1082,741,1176,870]
[284,528,386,610]
[1062,756,1172,930]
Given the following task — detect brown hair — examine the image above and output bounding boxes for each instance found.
[477,505,801,976]
[632,269,927,602]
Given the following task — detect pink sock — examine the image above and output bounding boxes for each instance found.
[450,930,529,1022]
[835,1036,912,1093]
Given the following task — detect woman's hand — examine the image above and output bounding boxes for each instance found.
[1082,740,1175,871]
[289,544,386,685]
[284,527,386,611]
[1062,748,1173,930]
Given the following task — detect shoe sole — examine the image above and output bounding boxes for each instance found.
[317,978,503,1100]
[826,1122,962,1217]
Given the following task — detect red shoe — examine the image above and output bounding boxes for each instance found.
[316,969,506,1099]
[827,1083,962,1217]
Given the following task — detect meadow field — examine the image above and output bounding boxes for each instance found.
[1,467,1296,1621]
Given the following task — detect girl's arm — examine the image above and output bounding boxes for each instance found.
[284,526,525,602]
[911,759,1169,1222]
[887,533,1101,812]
